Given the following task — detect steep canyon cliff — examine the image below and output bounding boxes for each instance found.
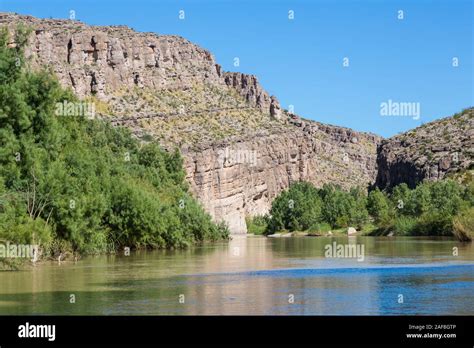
[3,13,469,234]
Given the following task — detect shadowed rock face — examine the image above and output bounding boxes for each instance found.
[375,108,474,190]
[375,156,422,189]
[1,12,382,233]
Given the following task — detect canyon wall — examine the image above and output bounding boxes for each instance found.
[182,123,380,233]
[1,13,382,233]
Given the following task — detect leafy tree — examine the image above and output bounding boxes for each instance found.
[429,179,463,216]
[391,183,412,215]
[349,187,369,229]
[367,188,391,224]
[410,183,431,216]
[320,184,354,228]
[266,182,323,233]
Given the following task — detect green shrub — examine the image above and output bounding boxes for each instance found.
[246,215,267,235]
[308,222,332,233]
[452,207,473,242]
[392,216,418,235]
[414,214,453,236]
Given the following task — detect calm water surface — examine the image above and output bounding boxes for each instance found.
[1,236,473,315]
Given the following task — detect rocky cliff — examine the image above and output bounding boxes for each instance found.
[1,13,381,233]
[376,108,473,189]
[181,121,380,233]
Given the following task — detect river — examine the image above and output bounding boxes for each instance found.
[1,236,473,315]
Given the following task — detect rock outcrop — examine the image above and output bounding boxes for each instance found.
[1,12,382,233]
[375,108,473,189]
[223,72,281,119]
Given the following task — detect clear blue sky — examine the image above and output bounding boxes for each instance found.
[1,0,472,137]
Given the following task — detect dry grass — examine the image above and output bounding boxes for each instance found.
[104,83,283,147]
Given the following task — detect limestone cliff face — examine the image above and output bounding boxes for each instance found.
[183,123,380,233]
[1,13,222,97]
[375,108,474,189]
[1,12,381,233]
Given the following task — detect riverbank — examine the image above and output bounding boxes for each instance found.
[264,227,372,238]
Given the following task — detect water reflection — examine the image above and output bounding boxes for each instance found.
[0,236,473,315]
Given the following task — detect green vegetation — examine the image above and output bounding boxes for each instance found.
[0,27,228,262]
[453,207,473,242]
[263,182,371,235]
[245,215,267,235]
[259,177,472,241]
[372,180,471,238]
[266,182,322,233]
[307,222,332,234]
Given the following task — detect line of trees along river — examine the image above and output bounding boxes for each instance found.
[249,178,473,241]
